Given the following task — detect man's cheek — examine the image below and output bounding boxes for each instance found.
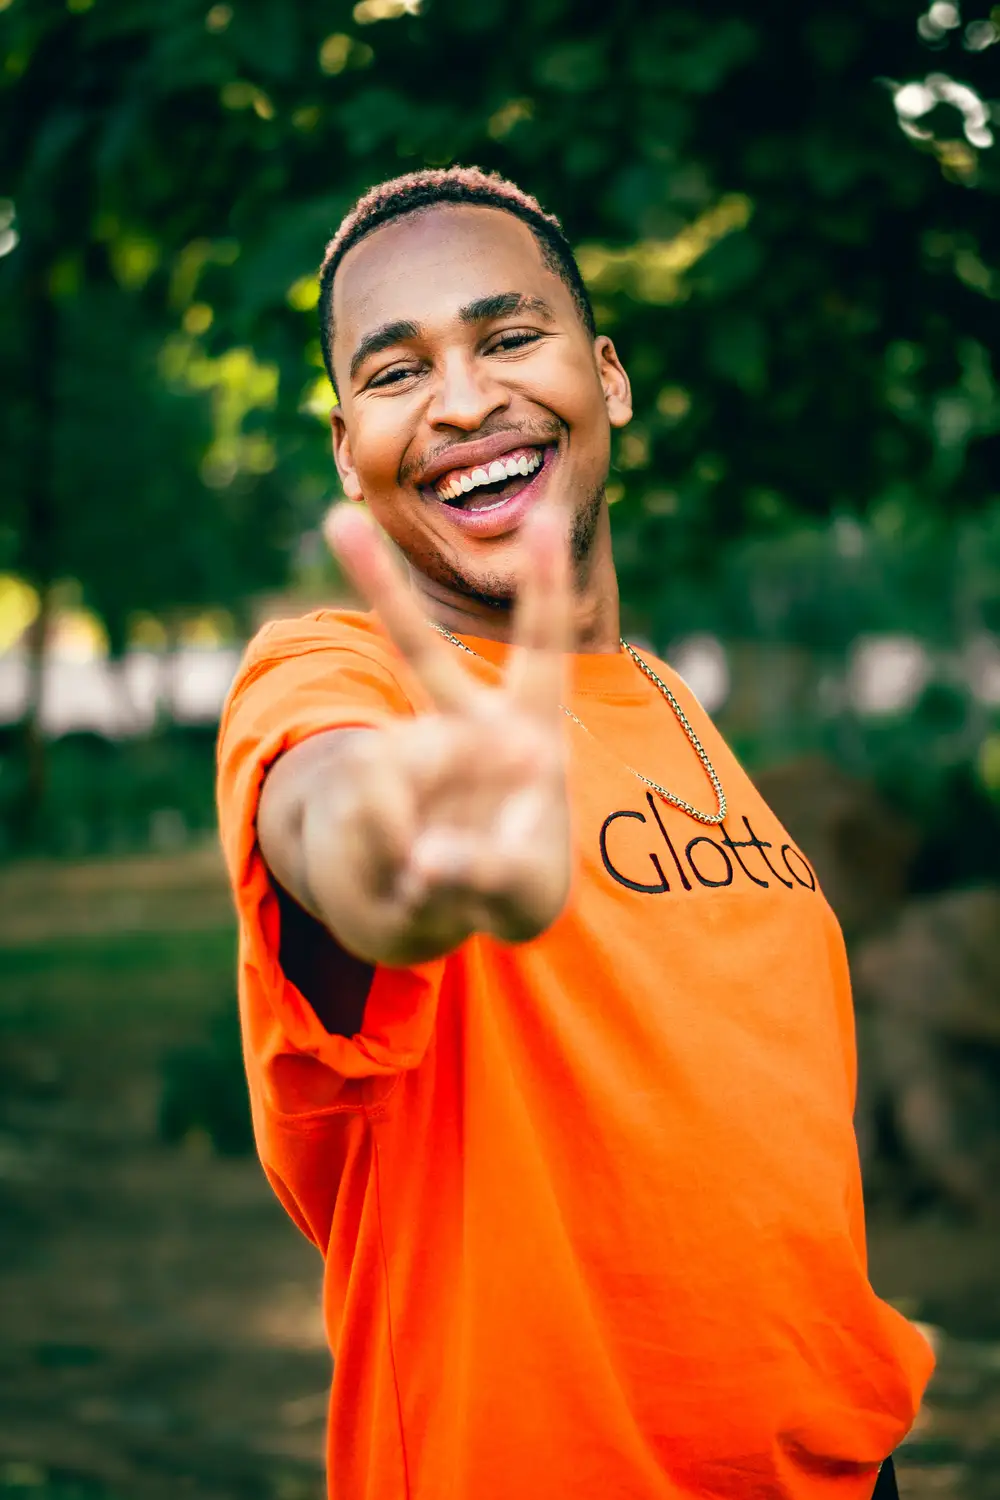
[357,446,401,493]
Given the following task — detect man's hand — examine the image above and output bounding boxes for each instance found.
[257,503,573,967]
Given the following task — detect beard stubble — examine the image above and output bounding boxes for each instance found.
[421,480,606,612]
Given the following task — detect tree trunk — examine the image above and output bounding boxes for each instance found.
[15,266,57,845]
[20,580,53,827]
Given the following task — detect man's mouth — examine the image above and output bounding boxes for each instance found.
[431,446,546,511]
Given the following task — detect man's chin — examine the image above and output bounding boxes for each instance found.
[405,480,606,611]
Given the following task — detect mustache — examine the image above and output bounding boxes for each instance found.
[399,417,565,487]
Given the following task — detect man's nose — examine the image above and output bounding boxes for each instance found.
[426,351,510,431]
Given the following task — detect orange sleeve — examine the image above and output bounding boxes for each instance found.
[216,616,447,1122]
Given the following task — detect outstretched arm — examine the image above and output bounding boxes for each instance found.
[257,503,573,968]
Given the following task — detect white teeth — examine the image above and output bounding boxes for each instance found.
[434,449,545,501]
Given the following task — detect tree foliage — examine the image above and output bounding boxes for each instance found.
[1,0,999,641]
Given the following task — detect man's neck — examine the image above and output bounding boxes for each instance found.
[410,521,621,654]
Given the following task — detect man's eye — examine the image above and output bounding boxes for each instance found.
[487,330,541,354]
[368,365,418,389]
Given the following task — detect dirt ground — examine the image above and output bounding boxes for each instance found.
[1,848,998,1500]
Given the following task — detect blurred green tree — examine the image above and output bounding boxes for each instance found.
[1,0,999,817]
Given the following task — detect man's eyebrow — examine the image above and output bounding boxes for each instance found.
[349,319,420,382]
[347,295,554,382]
[459,292,556,325]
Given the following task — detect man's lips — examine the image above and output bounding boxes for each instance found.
[412,431,556,490]
[425,443,556,539]
[433,447,544,503]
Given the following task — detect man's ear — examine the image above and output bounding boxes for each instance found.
[595,336,633,430]
[330,406,363,501]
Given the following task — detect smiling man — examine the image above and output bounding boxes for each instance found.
[216,167,932,1500]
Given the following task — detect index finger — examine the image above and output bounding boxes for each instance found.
[504,503,572,718]
[324,505,486,715]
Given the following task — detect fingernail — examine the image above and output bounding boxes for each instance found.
[528,504,567,543]
[412,831,466,882]
[324,503,370,550]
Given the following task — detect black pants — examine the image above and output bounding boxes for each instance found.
[873,1457,898,1498]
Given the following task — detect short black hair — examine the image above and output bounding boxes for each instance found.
[317,165,597,395]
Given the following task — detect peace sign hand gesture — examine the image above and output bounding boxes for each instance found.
[259,504,574,968]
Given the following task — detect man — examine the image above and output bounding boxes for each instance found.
[217,166,932,1500]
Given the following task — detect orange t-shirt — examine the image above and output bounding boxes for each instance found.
[217,609,933,1500]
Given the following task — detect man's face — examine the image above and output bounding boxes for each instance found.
[329,204,631,607]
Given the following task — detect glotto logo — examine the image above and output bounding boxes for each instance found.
[599,792,817,896]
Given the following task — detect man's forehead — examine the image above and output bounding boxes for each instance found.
[332,204,563,336]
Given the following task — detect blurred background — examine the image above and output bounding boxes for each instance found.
[1,0,999,1494]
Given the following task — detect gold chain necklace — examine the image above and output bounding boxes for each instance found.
[430,624,727,827]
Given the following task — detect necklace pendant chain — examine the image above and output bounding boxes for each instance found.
[429,624,727,828]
